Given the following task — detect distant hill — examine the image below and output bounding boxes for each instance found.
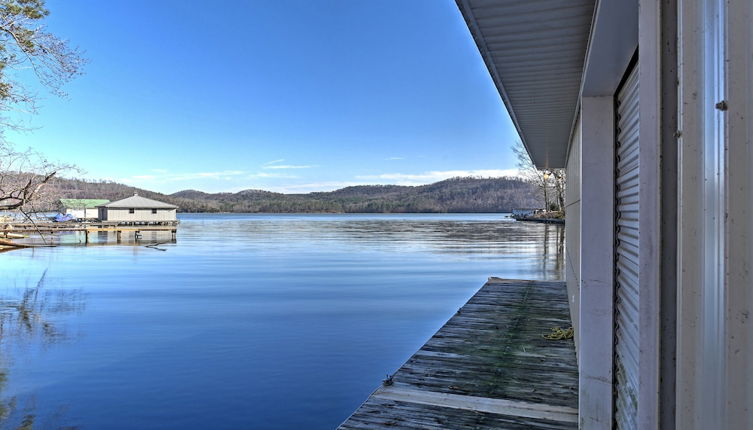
[50,176,542,213]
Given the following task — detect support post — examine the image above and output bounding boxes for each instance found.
[578,96,615,429]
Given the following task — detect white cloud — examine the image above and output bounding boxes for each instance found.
[386,157,405,160]
[247,172,298,179]
[261,169,519,193]
[120,170,247,184]
[264,181,364,194]
[263,164,317,170]
[261,159,317,170]
[115,167,521,194]
[169,170,246,181]
[355,169,520,185]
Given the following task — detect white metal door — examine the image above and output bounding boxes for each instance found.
[614,62,640,429]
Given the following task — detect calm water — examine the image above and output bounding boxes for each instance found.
[0,213,564,430]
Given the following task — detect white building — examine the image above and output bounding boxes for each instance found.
[59,199,110,220]
[97,193,178,224]
[457,0,753,428]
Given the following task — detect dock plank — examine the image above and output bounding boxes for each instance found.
[338,278,578,429]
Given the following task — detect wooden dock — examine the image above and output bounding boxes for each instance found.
[0,222,178,243]
[512,216,566,225]
[338,278,578,430]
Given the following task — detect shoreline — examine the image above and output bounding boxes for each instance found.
[511,216,565,225]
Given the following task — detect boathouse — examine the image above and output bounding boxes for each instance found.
[342,1,753,429]
[59,198,110,220]
[454,0,753,429]
[97,193,178,224]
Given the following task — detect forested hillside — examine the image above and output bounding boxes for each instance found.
[50,176,542,213]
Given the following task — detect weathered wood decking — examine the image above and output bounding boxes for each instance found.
[338,278,578,430]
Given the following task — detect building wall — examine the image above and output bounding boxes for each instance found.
[100,208,177,222]
[64,208,86,219]
[63,208,99,219]
[676,0,753,428]
[578,97,616,428]
[565,114,581,352]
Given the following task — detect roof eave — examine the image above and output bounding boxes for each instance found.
[456,0,536,167]
[455,0,596,169]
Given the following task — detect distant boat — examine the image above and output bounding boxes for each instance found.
[52,213,76,222]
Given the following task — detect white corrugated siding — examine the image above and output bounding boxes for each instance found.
[614,62,639,430]
[101,208,177,222]
[456,0,595,168]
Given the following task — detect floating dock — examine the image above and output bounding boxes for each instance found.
[512,216,566,225]
[338,278,578,430]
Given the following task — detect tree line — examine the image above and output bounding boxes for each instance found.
[43,176,543,214]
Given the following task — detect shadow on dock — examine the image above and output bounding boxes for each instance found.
[338,278,578,430]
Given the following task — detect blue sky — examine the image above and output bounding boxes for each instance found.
[7,0,520,194]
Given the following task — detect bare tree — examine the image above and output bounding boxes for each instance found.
[551,169,565,212]
[0,140,73,213]
[512,141,566,212]
[0,0,84,218]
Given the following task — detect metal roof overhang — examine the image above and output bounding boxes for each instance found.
[456,0,596,169]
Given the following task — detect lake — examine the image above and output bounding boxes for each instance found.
[0,213,564,430]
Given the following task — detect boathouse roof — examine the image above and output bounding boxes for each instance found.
[455,0,596,168]
[59,198,111,209]
[99,193,178,209]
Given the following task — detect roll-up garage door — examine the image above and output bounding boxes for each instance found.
[614,61,640,430]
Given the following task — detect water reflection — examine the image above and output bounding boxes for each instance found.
[1,271,85,342]
[0,270,85,430]
[12,216,566,277]
[20,230,176,247]
[0,214,564,430]
[178,214,566,279]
